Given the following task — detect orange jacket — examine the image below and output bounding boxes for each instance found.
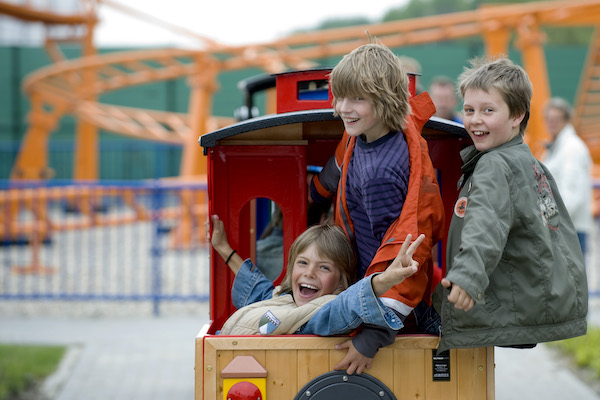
[324,93,445,310]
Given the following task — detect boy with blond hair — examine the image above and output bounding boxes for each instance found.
[311,42,445,373]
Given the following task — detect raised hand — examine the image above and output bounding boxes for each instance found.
[372,233,425,297]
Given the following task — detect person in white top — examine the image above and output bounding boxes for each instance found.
[542,97,594,260]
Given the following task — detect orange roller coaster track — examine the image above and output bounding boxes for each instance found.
[2,0,600,182]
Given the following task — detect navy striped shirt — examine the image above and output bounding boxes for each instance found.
[346,131,409,277]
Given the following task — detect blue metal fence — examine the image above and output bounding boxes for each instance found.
[0,180,209,315]
[0,178,598,316]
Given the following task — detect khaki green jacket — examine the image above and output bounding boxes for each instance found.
[434,136,588,353]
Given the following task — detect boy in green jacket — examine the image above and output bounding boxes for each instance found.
[435,57,588,352]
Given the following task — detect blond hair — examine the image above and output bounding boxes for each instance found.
[277,224,356,296]
[330,42,412,131]
[458,57,532,135]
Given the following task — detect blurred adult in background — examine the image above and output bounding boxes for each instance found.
[398,55,424,94]
[542,97,594,260]
[428,75,462,123]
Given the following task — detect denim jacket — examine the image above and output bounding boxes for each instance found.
[229,259,404,336]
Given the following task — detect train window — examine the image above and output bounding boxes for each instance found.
[297,79,329,101]
[255,200,284,282]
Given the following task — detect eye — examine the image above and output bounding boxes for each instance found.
[484,107,494,113]
[463,107,473,114]
[319,264,333,272]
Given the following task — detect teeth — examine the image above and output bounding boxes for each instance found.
[300,284,318,290]
[473,131,487,136]
[344,118,358,123]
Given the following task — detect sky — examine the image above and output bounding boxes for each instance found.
[94,0,409,48]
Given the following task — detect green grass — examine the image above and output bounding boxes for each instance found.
[550,327,600,378]
[0,344,66,400]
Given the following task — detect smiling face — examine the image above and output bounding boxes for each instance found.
[291,243,342,306]
[335,97,390,143]
[462,87,525,152]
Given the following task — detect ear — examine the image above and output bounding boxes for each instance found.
[512,112,526,129]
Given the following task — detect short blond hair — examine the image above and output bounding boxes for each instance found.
[277,224,356,296]
[330,43,412,131]
[458,57,532,135]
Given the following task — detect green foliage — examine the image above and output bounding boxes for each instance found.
[0,344,66,400]
[550,327,600,378]
[288,0,592,46]
[317,17,372,30]
[380,0,592,45]
[382,0,472,21]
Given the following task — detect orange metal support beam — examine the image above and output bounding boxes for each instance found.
[180,54,218,178]
[483,26,510,57]
[515,18,552,159]
[73,20,99,180]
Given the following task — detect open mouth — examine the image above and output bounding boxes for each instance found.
[472,131,489,137]
[299,283,319,297]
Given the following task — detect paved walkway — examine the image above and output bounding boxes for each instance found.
[0,300,599,399]
[0,305,210,400]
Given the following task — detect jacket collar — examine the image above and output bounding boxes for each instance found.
[461,135,524,174]
[457,135,524,190]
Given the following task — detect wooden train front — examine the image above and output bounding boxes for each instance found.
[196,69,494,400]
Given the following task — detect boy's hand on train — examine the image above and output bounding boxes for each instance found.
[334,340,372,375]
[441,279,475,311]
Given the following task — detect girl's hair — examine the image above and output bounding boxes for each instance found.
[458,57,533,135]
[330,42,412,132]
[276,224,356,296]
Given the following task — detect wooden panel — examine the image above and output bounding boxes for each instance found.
[394,348,426,400]
[200,335,493,399]
[329,346,346,371]
[457,347,488,399]
[215,350,233,400]
[207,335,349,350]
[425,349,457,400]
[222,124,303,142]
[389,335,440,349]
[368,346,395,389]
[266,349,298,398]
[201,338,219,400]
[487,347,495,400]
[297,349,331,386]
[194,336,204,400]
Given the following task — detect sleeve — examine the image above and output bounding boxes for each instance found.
[310,131,348,203]
[445,156,513,303]
[231,259,275,309]
[351,325,399,358]
[310,154,341,203]
[298,274,404,336]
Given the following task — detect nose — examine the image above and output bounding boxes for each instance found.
[470,110,483,124]
[337,98,350,113]
[303,264,317,277]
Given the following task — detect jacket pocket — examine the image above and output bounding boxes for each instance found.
[482,287,501,313]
